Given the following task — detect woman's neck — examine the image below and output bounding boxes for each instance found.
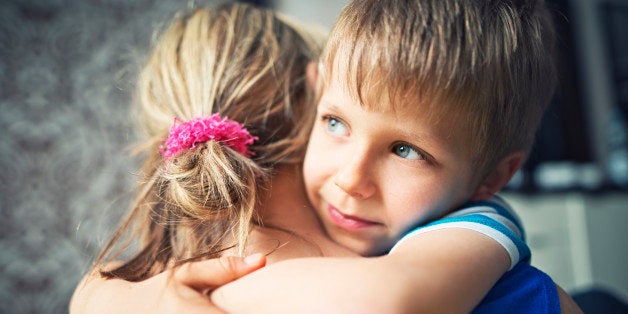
[258,165,315,230]
[251,164,357,260]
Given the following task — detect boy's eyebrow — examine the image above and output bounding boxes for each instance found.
[320,99,339,108]
[317,98,345,112]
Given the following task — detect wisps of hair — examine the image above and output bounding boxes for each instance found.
[94,2,323,281]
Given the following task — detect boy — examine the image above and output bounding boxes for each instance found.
[211,0,579,312]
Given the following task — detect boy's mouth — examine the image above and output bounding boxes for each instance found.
[327,205,380,230]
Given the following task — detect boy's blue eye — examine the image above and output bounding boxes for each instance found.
[392,143,423,160]
[325,116,348,136]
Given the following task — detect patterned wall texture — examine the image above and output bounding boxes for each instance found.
[0,0,212,312]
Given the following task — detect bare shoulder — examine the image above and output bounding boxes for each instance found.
[235,226,328,263]
[555,284,584,313]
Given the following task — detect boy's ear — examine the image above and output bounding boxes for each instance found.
[470,151,526,201]
[306,61,318,91]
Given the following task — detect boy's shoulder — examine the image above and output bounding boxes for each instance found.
[392,195,530,270]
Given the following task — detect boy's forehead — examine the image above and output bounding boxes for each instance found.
[323,68,470,144]
[323,59,400,111]
[323,60,444,117]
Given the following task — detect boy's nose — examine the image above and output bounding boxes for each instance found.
[333,153,376,199]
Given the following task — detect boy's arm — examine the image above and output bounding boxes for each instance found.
[212,228,509,313]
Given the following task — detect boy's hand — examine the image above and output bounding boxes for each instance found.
[70,254,266,314]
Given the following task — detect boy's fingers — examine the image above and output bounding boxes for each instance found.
[175,253,266,290]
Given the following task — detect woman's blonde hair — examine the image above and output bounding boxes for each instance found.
[97,2,323,281]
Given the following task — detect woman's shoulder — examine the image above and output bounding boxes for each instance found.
[237,225,357,264]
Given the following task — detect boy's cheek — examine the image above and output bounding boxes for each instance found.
[303,130,340,193]
[302,171,322,210]
[303,137,327,179]
[302,156,318,193]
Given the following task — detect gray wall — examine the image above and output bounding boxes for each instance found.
[274,0,347,30]
[0,0,189,312]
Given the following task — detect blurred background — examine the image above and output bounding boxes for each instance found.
[0,0,626,312]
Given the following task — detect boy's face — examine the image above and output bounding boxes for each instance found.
[303,77,483,256]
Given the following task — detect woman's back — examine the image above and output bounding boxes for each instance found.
[92,3,356,281]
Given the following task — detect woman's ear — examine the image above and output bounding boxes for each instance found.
[306,61,318,91]
[471,151,525,201]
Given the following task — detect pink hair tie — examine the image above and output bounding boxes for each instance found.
[160,114,258,159]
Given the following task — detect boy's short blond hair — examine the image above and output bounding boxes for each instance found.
[320,0,557,179]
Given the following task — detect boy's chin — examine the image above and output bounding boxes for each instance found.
[327,231,389,256]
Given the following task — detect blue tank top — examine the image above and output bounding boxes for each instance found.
[473,262,560,313]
